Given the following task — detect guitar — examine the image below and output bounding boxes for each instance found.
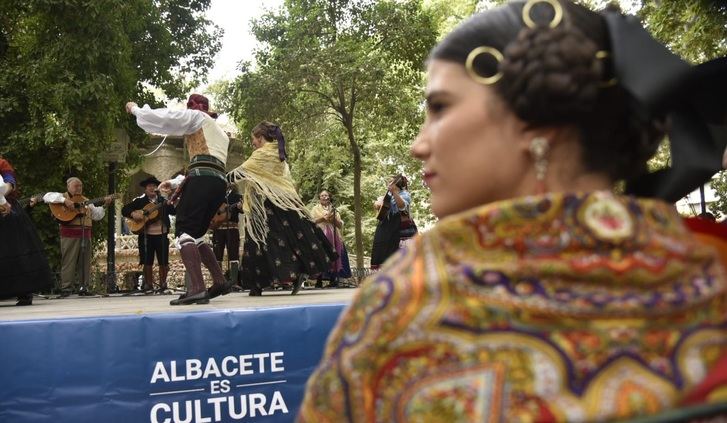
[126,200,170,234]
[17,193,46,208]
[375,174,404,221]
[209,202,241,230]
[49,193,120,222]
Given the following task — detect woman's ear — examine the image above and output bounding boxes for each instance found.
[518,126,572,155]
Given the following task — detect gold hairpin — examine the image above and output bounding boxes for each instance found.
[595,50,617,87]
[522,0,564,29]
[465,46,504,85]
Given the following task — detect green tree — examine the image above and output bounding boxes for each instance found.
[227,0,439,268]
[424,0,479,36]
[0,0,221,279]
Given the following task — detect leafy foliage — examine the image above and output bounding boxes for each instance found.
[227,0,439,267]
[0,0,221,277]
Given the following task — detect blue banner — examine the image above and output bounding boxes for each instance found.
[0,304,346,423]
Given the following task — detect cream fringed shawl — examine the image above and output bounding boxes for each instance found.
[227,141,311,246]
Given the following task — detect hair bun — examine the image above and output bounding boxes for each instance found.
[498,26,601,125]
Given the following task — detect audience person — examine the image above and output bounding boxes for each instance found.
[299,1,727,421]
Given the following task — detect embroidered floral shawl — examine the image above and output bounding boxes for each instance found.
[298,192,727,422]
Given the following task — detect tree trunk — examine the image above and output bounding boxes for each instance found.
[343,116,365,273]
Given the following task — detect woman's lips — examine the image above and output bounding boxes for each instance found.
[422,171,436,187]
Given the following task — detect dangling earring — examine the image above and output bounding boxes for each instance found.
[529,137,550,194]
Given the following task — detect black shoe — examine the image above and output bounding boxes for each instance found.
[169,293,187,305]
[248,283,263,296]
[16,294,32,306]
[78,289,93,297]
[208,281,232,299]
[328,279,340,289]
[169,290,209,306]
[291,274,306,295]
[315,278,323,289]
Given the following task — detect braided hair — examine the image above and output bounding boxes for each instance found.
[430,1,663,182]
[252,121,288,161]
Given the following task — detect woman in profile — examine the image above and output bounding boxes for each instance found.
[299,0,727,421]
[227,121,336,296]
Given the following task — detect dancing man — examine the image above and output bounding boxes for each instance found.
[126,94,230,305]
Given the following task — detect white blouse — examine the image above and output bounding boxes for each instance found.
[131,105,206,136]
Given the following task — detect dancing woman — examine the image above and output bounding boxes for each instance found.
[227,121,336,296]
[299,1,727,421]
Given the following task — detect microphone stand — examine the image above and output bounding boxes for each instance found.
[159,192,169,294]
[79,201,87,296]
[329,197,340,288]
[141,195,150,293]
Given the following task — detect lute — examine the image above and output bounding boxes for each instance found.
[209,202,241,230]
[49,193,120,222]
[375,174,404,221]
[126,200,170,234]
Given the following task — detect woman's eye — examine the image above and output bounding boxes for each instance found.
[427,101,446,115]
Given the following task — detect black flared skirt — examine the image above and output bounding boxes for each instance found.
[241,200,336,288]
[0,202,54,298]
[371,212,401,267]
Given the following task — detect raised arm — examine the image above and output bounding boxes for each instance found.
[126,103,205,136]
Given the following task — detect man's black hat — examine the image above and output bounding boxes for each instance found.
[139,176,161,187]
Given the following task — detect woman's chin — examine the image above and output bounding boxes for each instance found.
[431,200,455,220]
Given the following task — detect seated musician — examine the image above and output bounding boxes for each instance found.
[43,177,114,297]
[121,176,175,293]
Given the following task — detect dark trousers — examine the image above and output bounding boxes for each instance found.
[212,228,240,262]
[174,175,227,239]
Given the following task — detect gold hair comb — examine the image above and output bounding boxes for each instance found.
[522,0,564,29]
[465,46,504,85]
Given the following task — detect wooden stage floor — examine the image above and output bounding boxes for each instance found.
[0,287,356,322]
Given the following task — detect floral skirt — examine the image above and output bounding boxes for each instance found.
[241,201,336,289]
